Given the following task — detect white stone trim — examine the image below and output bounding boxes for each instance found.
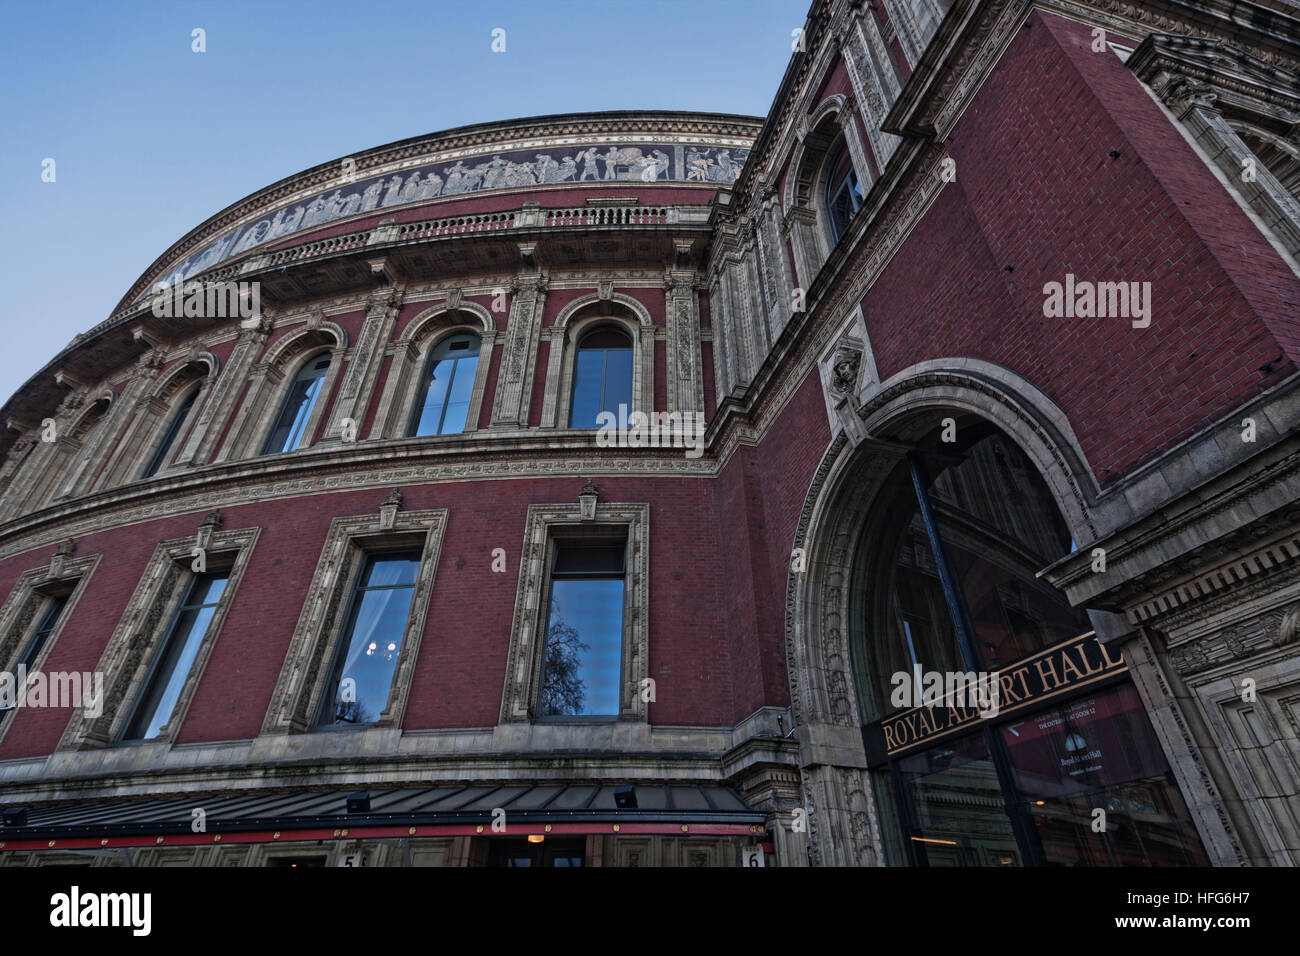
[497,500,650,728]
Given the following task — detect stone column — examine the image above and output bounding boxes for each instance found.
[490,274,548,427]
[175,318,272,465]
[838,94,874,187]
[708,280,733,402]
[785,206,825,293]
[321,286,403,443]
[0,434,37,516]
[848,9,902,170]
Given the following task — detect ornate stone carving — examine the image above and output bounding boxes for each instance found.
[829,346,862,396]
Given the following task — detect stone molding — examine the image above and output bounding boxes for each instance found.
[497,501,650,726]
[260,500,448,736]
[0,551,102,751]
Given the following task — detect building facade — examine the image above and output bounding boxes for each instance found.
[0,0,1297,867]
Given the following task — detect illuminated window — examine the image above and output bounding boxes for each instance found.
[315,551,421,728]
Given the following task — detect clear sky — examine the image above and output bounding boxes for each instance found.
[0,0,808,407]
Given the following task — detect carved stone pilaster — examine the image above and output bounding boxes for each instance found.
[784,205,825,293]
[491,274,548,427]
[175,318,272,466]
[322,288,403,443]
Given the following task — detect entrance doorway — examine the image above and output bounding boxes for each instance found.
[851,420,1209,866]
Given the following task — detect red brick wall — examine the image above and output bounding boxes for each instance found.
[862,9,1300,484]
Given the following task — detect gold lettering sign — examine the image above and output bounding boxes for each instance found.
[875,631,1126,758]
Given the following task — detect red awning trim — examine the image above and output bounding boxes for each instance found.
[0,821,764,852]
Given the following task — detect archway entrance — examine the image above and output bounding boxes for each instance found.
[847,418,1209,866]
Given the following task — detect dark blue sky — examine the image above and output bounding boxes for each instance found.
[0,0,807,405]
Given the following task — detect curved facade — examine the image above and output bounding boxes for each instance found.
[1,0,1300,868]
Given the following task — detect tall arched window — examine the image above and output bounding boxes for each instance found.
[409,333,480,436]
[849,419,1209,868]
[141,387,199,478]
[569,325,633,428]
[263,353,330,454]
[824,139,862,244]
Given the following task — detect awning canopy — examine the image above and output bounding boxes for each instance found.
[0,784,767,851]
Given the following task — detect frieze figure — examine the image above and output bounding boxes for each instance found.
[136,142,746,298]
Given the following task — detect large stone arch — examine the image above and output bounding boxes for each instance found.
[783,359,1104,866]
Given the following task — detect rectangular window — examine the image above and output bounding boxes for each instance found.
[539,541,625,718]
[314,550,420,728]
[122,571,229,741]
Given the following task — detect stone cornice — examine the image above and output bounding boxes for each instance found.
[0,434,716,562]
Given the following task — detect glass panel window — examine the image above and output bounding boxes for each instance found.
[569,326,633,429]
[17,593,69,674]
[122,571,229,741]
[263,354,330,454]
[539,542,625,717]
[1003,684,1210,866]
[924,428,1089,670]
[898,732,1021,867]
[315,552,420,728]
[142,388,199,478]
[825,140,863,244]
[410,335,480,437]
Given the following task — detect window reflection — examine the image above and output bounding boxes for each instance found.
[825,140,862,243]
[123,572,229,741]
[570,326,633,429]
[539,543,625,717]
[316,552,420,728]
[410,334,479,436]
[263,354,330,454]
[142,387,199,478]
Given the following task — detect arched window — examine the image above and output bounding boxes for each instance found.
[848,419,1209,867]
[569,325,633,429]
[824,139,862,244]
[409,333,480,436]
[263,353,330,454]
[141,387,199,478]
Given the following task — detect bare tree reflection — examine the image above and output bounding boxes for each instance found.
[540,607,589,715]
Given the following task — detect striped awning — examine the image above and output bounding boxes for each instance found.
[0,784,766,850]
